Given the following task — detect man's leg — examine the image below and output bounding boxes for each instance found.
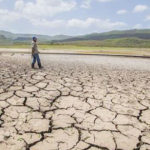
[36,54,42,68]
[32,55,36,68]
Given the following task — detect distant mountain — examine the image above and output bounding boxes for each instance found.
[1,29,150,48]
[0,30,72,44]
[0,30,15,39]
[57,29,150,42]
[51,35,72,41]
[62,37,150,48]
[0,34,12,45]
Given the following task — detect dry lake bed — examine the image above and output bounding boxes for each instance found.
[0,53,150,150]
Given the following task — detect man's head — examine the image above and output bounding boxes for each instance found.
[33,37,37,42]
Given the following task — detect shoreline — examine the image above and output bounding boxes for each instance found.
[1,48,150,58]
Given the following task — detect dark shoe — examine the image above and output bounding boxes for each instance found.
[31,64,34,69]
[39,66,43,69]
[38,63,43,69]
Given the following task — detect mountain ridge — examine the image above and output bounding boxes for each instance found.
[0,30,72,43]
[1,29,150,48]
[56,29,150,42]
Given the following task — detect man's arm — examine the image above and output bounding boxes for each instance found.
[32,43,35,56]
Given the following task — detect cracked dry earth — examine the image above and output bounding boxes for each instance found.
[0,54,150,150]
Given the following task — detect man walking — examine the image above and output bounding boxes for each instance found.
[31,37,43,69]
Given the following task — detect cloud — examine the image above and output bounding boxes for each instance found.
[0,9,20,26]
[0,0,127,34]
[97,0,113,2]
[15,0,24,11]
[117,9,127,15]
[30,19,65,28]
[81,0,91,9]
[13,0,123,31]
[145,15,150,21]
[133,5,148,13]
[68,18,126,29]
[80,0,113,9]
[15,0,76,18]
[0,0,75,29]
[133,24,142,29]
[31,17,127,31]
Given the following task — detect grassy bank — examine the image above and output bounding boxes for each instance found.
[0,43,150,50]
[0,44,150,56]
[58,38,150,48]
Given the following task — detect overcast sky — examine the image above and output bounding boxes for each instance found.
[0,0,150,35]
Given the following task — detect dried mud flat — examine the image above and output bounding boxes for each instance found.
[0,53,150,150]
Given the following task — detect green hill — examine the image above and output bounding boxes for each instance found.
[53,29,150,48]
[0,35,12,45]
[61,38,150,48]
[59,29,150,42]
[0,30,72,44]
[1,29,150,48]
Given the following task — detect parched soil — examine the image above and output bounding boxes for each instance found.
[0,54,150,150]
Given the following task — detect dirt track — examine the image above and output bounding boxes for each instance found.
[0,53,150,150]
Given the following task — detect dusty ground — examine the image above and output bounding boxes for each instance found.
[0,53,150,150]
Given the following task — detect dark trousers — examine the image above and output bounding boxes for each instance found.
[32,53,41,67]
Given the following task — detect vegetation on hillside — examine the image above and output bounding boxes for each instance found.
[58,38,150,48]
[1,29,150,48]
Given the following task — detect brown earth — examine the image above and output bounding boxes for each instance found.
[0,53,150,150]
